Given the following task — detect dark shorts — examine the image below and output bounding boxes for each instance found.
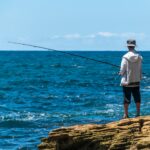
[123,86,141,104]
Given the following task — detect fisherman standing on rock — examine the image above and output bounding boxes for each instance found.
[119,39,142,119]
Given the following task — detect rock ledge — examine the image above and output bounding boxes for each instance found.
[38,116,150,150]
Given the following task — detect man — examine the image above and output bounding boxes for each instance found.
[119,39,142,119]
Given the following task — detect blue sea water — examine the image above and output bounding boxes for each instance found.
[0,51,149,150]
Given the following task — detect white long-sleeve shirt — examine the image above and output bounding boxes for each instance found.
[120,51,142,87]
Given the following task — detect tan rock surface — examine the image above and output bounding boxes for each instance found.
[38,116,150,150]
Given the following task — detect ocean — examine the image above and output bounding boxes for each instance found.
[0,51,149,150]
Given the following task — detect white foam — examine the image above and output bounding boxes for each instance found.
[145,86,150,89]
[0,112,47,121]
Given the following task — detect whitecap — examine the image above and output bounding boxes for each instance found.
[145,86,150,89]
[143,76,147,79]
[72,64,84,68]
[141,89,150,92]
[0,112,48,121]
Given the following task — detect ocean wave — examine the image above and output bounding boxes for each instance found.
[0,112,47,122]
[71,64,84,68]
[144,86,150,89]
[50,64,62,68]
[141,89,150,92]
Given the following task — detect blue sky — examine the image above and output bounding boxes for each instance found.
[0,0,150,50]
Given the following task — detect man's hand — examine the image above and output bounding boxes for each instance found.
[118,72,122,76]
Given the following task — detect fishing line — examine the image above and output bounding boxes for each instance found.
[8,41,120,69]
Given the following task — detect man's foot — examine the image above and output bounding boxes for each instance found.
[123,114,129,119]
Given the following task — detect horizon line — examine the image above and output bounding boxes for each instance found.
[0,49,149,51]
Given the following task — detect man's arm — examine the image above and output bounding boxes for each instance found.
[119,57,127,76]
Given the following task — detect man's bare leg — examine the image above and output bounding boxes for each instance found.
[136,102,140,117]
[123,103,129,118]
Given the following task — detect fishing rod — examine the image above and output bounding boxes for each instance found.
[8,41,120,68]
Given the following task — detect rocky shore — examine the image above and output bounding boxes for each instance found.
[38,116,150,150]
